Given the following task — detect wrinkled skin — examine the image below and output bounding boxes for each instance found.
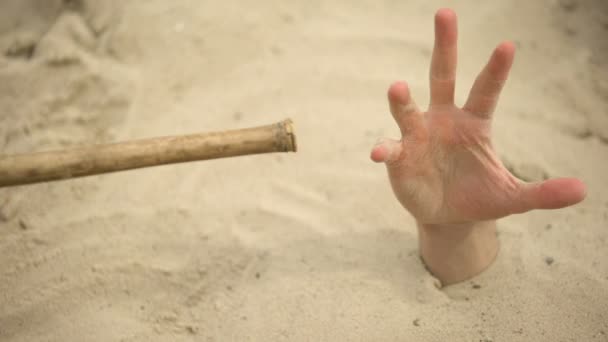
[371,9,586,225]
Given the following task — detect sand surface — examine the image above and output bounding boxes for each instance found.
[0,0,607,341]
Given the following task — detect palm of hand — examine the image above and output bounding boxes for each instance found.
[384,104,519,224]
[371,9,586,224]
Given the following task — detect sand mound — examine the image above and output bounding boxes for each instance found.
[0,0,133,224]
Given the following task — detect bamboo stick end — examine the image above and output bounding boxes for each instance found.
[278,119,297,152]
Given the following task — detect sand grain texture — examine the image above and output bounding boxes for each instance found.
[0,0,607,341]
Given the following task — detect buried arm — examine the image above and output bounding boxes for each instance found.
[417,221,498,285]
[370,9,586,285]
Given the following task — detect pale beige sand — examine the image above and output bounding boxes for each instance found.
[0,0,607,341]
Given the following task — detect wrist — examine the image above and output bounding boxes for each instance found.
[417,220,499,286]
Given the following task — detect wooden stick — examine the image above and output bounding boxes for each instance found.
[0,119,297,187]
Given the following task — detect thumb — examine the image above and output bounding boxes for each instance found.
[519,177,587,211]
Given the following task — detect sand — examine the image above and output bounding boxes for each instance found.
[0,0,607,341]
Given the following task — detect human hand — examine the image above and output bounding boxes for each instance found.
[370,9,586,284]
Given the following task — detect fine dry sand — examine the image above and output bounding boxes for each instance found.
[0,0,607,341]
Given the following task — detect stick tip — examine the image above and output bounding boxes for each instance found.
[279,119,297,152]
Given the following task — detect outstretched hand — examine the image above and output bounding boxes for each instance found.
[370,9,586,285]
[371,9,586,225]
